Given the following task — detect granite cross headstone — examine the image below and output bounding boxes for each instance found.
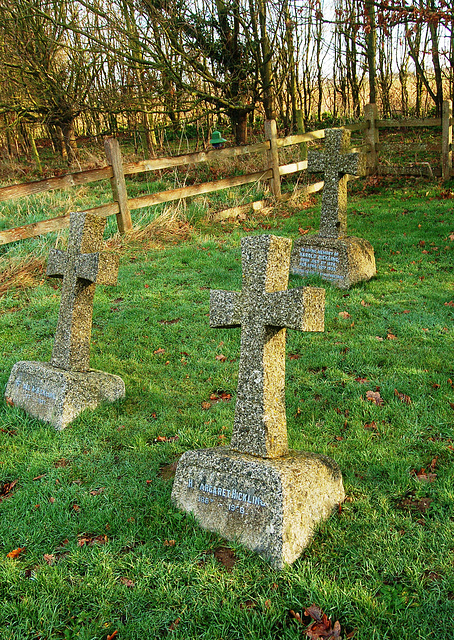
[291,128,376,288]
[172,235,345,568]
[5,212,125,429]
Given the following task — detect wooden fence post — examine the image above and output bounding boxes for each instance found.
[442,100,452,181]
[104,137,132,233]
[264,119,281,198]
[364,103,379,174]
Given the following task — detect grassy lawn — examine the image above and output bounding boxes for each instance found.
[0,176,453,639]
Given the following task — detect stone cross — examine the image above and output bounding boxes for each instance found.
[308,128,365,239]
[47,212,119,372]
[210,235,325,459]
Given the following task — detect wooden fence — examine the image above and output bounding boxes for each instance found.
[0,101,452,247]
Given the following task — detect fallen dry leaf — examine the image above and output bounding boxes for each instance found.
[153,348,165,355]
[89,487,105,496]
[164,539,176,546]
[43,553,55,565]
[78,534,108,547]
[288,353,301,360]
[366,390,384,406]
[7,547,25,558]
[107,632,118,640]
[168,618,181,631]
[360,300,370,307]
[364,421,378,430]
[5,396,14,407]
[354,377,368,384]
[201,401,211,409]
[386,333,397,340]
[215,354,226,362]
[338,311,351,319]
[375,336,384,341]
[298,227,310,235]
[154,435,179,443]
[0,479,18,503]
[119,577,135,588]
[394,389,411,404]
[411,468,437,482]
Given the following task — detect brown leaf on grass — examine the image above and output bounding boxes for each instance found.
[49,497,55,504]
[54,458,69,468]
[360,300,370,307]
[411,468,437,482]
[153,348,165,355]
[444,301,454,307]
[33,474,46,481]
[158,318,181,325]
[449,233,454,241]
[78,534,108,547]
[209,392,232,402]
[0,479,17,503]
[5,396,14,407]
[119,577,135,588]
[215,354,226,362]
[291,605,343,639]
[89,487,105,496]
[386,332,398,340]
[6,547,25,558]
[338,311,351,319]
[213,546,237,571]
[43,553,55,565]
[0,427,16,436]
[354,377,368,384]
[298,227,310,235]
[107,632,118,640]
[154,435,179,443]
[201,401,212,409]
[164,540,176,546]
[366,390,384,405]
[375,336,384,341]
[288,353,301,360]
[168,618,181,631]
[364,421,378,430]
[394,389,412,404]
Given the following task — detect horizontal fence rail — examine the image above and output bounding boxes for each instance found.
[0,101,452,247]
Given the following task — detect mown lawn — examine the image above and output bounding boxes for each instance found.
[0,176,453,639]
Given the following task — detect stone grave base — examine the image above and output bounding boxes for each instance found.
[5,361,125,430]
[171,447,344,569]
[290,235,376,289]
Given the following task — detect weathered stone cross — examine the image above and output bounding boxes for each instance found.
[308,128,365,239]
[210,235,325,459]
[47,212,119,372]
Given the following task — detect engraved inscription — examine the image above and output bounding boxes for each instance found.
[14,378,57,405]
[186,477,267,515]
[296,247,342,280]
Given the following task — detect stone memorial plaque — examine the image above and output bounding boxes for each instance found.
[291,128,376,289]
[5,212,125,429]
[295,247,341,282]
[172,235,344,568]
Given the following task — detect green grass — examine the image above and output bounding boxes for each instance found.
[0,176,454,639]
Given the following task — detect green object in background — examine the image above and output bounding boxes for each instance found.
[210,130,226,146]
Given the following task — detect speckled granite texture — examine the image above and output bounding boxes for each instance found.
[4,212,124,429]
[291,128,375,289]
[47,211,119,372]
[210,235,325,459]
[172,447,345,569]
[5,361,125,430]
[173,234,344,568]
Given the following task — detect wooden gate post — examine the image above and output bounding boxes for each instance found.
[264,119,281,198]
[104,137,132,233]
[364,103,379,174]
[442,100,452,181]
